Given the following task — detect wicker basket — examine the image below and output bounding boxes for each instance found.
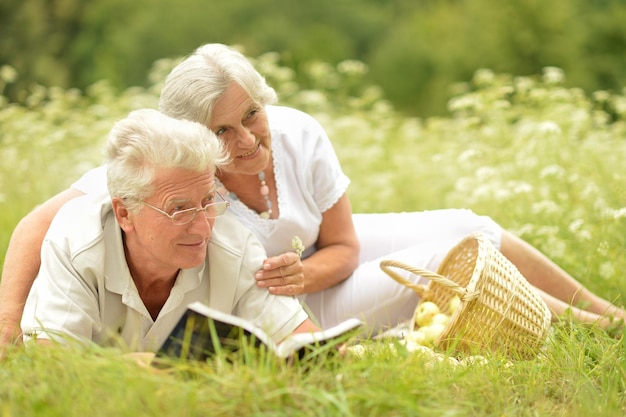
[380,232,552,359]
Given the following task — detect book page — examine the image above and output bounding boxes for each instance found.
[275,317,363,358]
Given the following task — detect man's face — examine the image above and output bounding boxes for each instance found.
[122,167,218,275]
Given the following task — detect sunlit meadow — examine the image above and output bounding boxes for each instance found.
[1,53,626,416]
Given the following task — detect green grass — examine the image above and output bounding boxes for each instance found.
[1,324,624,416]
[1,57,626,416]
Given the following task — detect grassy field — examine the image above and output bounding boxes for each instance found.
[1,57,626,416]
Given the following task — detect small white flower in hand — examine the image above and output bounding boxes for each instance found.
[291,236,305,257]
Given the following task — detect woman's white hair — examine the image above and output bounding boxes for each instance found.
[159,43,277,127]
[105,108,228,213]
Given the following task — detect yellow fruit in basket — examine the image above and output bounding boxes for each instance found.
[410,344,439,358]
[399,340,421,352]
[405,330,426,345]
[459,355,488,367]
[431,313,450,326]
[417,322,446,345]
[346,344,367,359]
[448,295,461,315]
[414,301,441,327]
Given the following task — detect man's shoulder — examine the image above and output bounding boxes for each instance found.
[209,212,261,256]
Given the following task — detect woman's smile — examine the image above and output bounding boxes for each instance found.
[237,142,261,159]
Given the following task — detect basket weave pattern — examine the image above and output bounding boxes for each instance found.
[380,232,552,359]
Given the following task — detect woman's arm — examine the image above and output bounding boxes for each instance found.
[255,194,360,295]
[0,189,85,348]
[290,318,321,334]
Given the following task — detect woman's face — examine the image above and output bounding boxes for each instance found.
[209,82,272,176]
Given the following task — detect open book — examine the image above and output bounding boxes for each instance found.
[155,302,363,362]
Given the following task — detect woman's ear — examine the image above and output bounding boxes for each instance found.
[112,197,134,232]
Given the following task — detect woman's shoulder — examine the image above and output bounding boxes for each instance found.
[71,165,108,194]
[47,192,111,257]
[266,105,328,148]
[266,105,321,128]
[266,104,307,118]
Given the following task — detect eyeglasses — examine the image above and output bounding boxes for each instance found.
[137,192,230,225]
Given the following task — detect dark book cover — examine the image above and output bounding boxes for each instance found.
[155,302,363,364]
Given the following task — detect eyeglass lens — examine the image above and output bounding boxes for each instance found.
[171,202,228,224]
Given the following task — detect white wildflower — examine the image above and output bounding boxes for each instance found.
[539,165,565,179]
[458,148,479,163]
[601,207,626,220]
[611,96,626,117]
[473,68,495,86]
[598,262,615,280]
[448,95,482,112]
[596,241,609,256]
[542,67,565,84]
[568,219,591,240]
[531,200,562,215]
[0,65,17,83]
[475,166,497,181]
[295,90,327,107]
[510,181,534,195]
[537,121,562,135]
[306,61,334,80]
[292,236,305,257]
[337,60,368,76]
[568,219,584,233]
[592,90,610,102]
[514,76,535,92]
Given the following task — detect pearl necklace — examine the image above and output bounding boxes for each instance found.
[257,171,273,219]
[219,171,273,219]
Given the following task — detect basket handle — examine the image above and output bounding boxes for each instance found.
[380,260,480,302]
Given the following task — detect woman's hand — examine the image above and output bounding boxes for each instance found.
[255,252,304,296]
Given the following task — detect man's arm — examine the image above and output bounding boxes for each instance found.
[0,188,85,350]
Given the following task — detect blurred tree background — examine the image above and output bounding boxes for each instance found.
[1,0,625,117]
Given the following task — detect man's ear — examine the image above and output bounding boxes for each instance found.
[112,197,135,233]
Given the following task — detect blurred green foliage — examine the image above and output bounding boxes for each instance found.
[1,0,625,117]
[368,0,626,116]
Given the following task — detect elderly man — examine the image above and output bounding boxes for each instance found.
[21,109,318,352]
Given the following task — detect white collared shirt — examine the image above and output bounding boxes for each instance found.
[22,192,308,351]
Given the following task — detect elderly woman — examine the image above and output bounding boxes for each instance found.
[2,44,625,349]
